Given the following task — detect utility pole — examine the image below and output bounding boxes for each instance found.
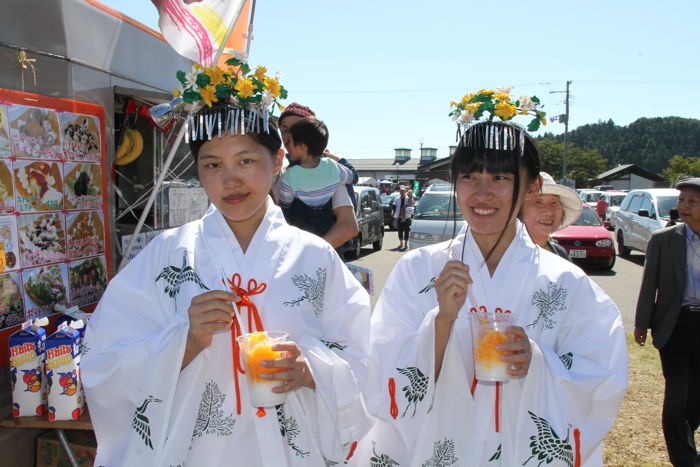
[550,81,572,186]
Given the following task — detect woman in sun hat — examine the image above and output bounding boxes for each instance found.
[521,172,583,260]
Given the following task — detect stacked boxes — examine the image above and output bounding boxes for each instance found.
[9,319,48,417]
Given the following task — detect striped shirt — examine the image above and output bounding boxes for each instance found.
[278,158,354,208]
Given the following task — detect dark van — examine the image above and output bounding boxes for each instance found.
[346,186,384,259]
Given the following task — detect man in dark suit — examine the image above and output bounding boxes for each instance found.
[635,177,700,467]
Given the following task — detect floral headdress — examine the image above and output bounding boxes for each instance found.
[173,53,288,142]
[449,87,546,155]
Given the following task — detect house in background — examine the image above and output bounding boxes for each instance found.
[594,164,667,190]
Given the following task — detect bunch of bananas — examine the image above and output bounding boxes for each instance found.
[115,129,143,166]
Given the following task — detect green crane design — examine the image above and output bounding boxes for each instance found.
[155,250,209,298]
[397,366,429,418]
[370,441,400,466]
[522,411,573,467]
[132,395,162,449]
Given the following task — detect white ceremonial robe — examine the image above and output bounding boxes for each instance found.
[82,200,372,467]
[357,222,627,467]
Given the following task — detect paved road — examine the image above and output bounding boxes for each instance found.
[348,231,645,332]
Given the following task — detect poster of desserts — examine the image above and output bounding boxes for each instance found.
[0,105,11,158]
[66,210,104,259]
[8,105,63,160]
[0,272,24,329]
[14,160,64,212]
[63,162,102,210]
[59,113,101,162]
[68,256,107,307]
[0,160,15,214]
[0,216,20,272]
[18,212,66,267]
[22,263,68,319]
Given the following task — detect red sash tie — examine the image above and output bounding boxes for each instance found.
[223,273,267,415]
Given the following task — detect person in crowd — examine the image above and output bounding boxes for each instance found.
[82,64,371,466]
[596,194,608,221]
[666,207,680,227]
[520,172,582,260]
[278,102,359,251]
[392,186,414,250]
[357,89,627,466]
[634,177,700,467]
[278,117,355,239]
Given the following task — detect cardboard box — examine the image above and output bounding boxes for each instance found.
[36,430,96,467]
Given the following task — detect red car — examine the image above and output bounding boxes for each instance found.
[550,204,616,270]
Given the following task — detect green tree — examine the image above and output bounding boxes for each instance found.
[537,139,607,188]
[662,155,700,186]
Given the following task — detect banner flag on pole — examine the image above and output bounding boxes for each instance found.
[151,0,251,66]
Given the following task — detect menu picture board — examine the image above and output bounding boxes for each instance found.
[0,89,110,338]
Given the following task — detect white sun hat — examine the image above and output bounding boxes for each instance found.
[539,172,583,230]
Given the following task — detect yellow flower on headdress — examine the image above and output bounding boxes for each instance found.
[494,102,516,119]
[173,88,181,98]
[253,66,268,81]
[464,103,480,115]
[477,89,495,97]
[460,93,475,107]
[494,92,510,103]
[199,84,218,107]
[234,77,256,98]
[263,78,281,98]
[206,66,227,86]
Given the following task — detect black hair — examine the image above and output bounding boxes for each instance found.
[188,104,282,161]
[289,117,329,157]
[449,121,541,260]
[669,207,679,220]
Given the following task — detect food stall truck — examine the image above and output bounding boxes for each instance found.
[0,1,195,463]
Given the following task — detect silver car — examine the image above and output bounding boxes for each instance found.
[408,189,464,249]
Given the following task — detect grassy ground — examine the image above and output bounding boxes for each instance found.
[603,334,699,466]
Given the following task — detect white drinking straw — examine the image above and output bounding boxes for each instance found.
[220,268,247,334]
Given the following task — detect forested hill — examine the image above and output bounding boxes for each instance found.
[541,117,700,174]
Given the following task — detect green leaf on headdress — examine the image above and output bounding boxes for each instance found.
[183,89,200,104]
[240,63,251,76]
[215,84,230,99]
[196,73,210,88]
[527,117,541,132]
[448,109,459,117]
[176,70,186,85]
[472,94,491,103]
[531,95,541,104]
[226,57,242,66]
[279,88,288,99]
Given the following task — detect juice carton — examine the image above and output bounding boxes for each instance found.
[9,318,49,417]
[46,321,84,420]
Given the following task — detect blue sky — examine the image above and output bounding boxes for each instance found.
[101,0,700,160]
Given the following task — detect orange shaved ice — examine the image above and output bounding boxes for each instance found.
[475,329,507,368]
[241,335,284,382]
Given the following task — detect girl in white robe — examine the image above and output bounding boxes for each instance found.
[357,119,627,466]
[81,108,372,466]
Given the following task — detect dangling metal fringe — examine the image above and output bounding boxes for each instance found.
[185,106,272,141]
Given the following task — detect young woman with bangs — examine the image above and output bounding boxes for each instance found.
[358,119,627,466]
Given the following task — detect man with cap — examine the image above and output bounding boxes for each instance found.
[278,103,359,252]
[520,172,582,260]
[635,177,700,467]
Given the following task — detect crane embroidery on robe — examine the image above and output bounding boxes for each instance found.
[370,441,400,466]
[559,352,574,370]
[156,249,209,299]
[276,404,310,458]
[522,411,574,467]
[421,438,458,467]
[418,277,436,294]
[132,395,162,449]
[283,267,327,317]
[396,366,429,418]
[192,381,235,438]
[321,340,347,351]
[489,444,502,462]
[526,281,568,331]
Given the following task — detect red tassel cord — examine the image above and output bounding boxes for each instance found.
[470,375,478,396]
[388,378,399,419]
[223,273,267,415]
[573,428,581,467]
[494,381,500,433]
[345,441,358,461]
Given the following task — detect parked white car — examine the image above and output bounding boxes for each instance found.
[615,188,680,256]
[601,191,628,230]
[579,190,604,208]
[408,187,464,249]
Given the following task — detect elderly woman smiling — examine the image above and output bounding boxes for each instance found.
[521,172,582,260]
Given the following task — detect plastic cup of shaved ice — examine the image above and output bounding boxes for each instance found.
[236,331,288,407]
[469,312,516,382]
